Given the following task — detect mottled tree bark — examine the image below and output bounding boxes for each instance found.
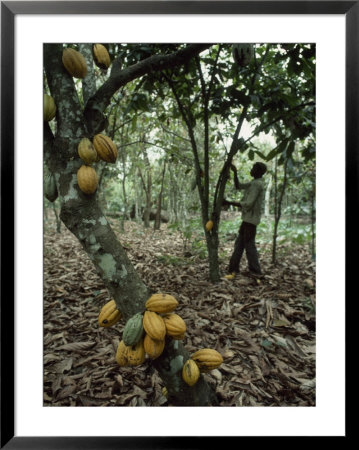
[44,43,218,406]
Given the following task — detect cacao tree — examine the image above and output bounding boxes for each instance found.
[44,43,219,406]
[147,43,315,281]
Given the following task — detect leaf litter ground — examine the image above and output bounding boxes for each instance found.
[44,212,316,407]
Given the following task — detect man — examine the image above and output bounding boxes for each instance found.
[224,161,267,280]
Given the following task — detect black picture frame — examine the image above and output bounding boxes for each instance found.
[1,1,353,447]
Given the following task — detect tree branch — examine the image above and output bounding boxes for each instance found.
[84,44,212,133]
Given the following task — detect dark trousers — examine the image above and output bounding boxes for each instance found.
[228,221,262,275]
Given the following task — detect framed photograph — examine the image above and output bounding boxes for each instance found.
[1,1,352,447]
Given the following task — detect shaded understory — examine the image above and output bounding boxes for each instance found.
[44,211,316,407]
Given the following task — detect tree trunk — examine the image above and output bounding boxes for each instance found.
[264,173,272,217]
[44,42,218,406]
[272,156,289,264]
[154,161,166,230]
[310,179,316,260]
[205,228,220,282]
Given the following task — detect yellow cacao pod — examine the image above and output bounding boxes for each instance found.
[93,44,111,69]
[98,299,121,328]
[126,339,146,366]
[78,138,98,164]
[62,47,87,78]
[163,313,186,339]
[77,165,98,194]
[182,359,200,386]
[143,311,166,341]
[162,386,168,398]
[191,348,223,372]
[205,220,214,231]
[145,293,178,314]
[116,339,145,367]
[116,340,129,366]
[144,333,165,359]
[93,134,118,163]
[44,94,56,121]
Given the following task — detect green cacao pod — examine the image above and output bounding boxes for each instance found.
[44,173,58,202]
[182,359,200,386]
[93,134,118,163]
[62,47,87,78]
[78,138,98,164]
[123,313,144,346]
[232,44,254,67]
[93,44,111,70]
[44,94,56,121]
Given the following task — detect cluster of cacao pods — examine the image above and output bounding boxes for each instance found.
[62,44,111,79]
[99,294,223,393]
[76,133,118,195]
[115,293,186,367]
[182,348,223,387]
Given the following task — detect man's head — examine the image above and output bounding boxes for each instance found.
[251,162,267,179]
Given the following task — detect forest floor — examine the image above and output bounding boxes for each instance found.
[44,210,316,407]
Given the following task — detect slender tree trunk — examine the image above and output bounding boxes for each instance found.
[272,157,289,264]
[264,173,272,217]
[205,231,220,282]
[154,161,166,230]
[310,179,316,259]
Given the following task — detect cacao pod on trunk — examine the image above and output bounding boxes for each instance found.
[62,47,87,78]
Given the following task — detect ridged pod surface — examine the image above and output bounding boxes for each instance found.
[78,138,98,164]
[205,220,213,231]
[145,293,178,314]
[93,44,111,69]
[77,165,98,194]
[143,311,166,341]
[44,94,56,121]
[98,299,121,328]
[115,340,129,366]
[143,333,165,359]
[191,348,223,372]
[123,313,144,346]
[93,134,118,163]
[182,359,200,386]
[126,339,146,366]
[116,339,145,367]
[62,47,87,78]
[163,313,186,339]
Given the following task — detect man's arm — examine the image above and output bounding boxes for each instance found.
[231,164,250,190]
[222,198,242,208]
